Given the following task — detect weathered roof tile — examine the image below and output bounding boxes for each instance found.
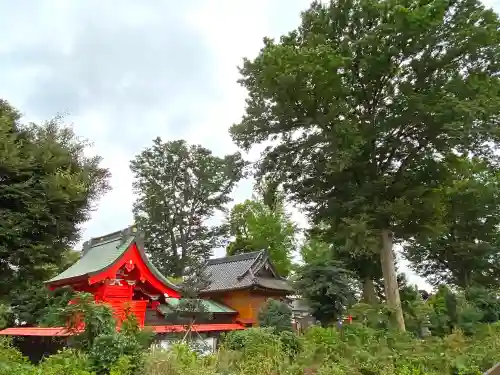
[202,250,293,293]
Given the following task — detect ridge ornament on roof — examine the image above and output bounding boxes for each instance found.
[46,225,180,297]
[201,250,294,294]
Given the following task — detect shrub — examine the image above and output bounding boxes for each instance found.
[143,344,217,375]
[88,332,143,374]
[0,338,34,375]
[38,348,93,375]
[278,330,302,358]
[223,327,279,352]
[257,299,292,332]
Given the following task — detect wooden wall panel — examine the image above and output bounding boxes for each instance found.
[209,290,285,325]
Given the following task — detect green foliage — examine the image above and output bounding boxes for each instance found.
[0,304,9,329]
[465,286,500,323]
[226,197,295,277]
[57,293,152,374]
[0,338,34,374]
[143,324,500,375]
[130,138,246,277]
[406,161,500,288]
[230,0,500,331]
[223,327,279,351]
[62,293,116,351]
[299,236,330,265]
[301,234,382,304]
[5,320,500,374]
[277,330,302,358]
[295,254,356,326]
[8,283,74,327]
[257,299,292,332]
[0,100,110,300]
[143,344,218,375]
[37,349,93,375]
[88,332,142,374]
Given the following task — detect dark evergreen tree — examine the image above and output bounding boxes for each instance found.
[0,100,110,302]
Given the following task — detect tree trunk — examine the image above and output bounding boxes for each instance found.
[380,229,405,331]
[362,277,378,304]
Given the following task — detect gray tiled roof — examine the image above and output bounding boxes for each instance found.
[202,251,293,293]
[255,277,294,292]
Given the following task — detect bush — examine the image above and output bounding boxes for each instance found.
[278,330,302,358]
[38,348,93,375]
[143,344,217,375]
[0,338,34,375]
[88,332,143,374]
[223,327,279,352]
[257,299,292,332]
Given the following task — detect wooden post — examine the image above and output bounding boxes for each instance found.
[485,363,500,375]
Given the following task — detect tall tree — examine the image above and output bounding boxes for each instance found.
[131,138,246,277]
[406,159,500,288]
[225,187,296,277]
[0,100,110,300]
[230,0,500,330]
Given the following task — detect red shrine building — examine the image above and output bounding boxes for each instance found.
[0,226,293,342]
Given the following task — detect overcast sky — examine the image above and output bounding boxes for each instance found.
[2,0,499,290]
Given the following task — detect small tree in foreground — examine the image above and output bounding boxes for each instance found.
[258,299,293,333]
[61,293,152,374]
[295,256,356,326]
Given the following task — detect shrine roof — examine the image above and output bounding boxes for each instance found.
[46,226,179,292]
[160,298,237,314]
[202,250,294,293]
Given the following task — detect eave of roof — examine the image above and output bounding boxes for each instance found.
[46,226,180,293]
[161,298,237,314]
[202,250,294,294]
[46,228,134,284]
[0,324,245,336]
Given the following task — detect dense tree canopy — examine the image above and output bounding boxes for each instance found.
[0,100,110,300]
[230,0,500,330]
[406,159,500,288]
[225,195,296,277]
[131,138,246,277]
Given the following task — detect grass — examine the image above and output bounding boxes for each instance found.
[2,323,500,375]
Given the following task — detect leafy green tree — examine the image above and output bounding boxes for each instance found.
[465,286,500,324]
[62,293,151,374]
[406,160,500,288]
[258,299,293,332]
[131,138,246,277]
[226,197,296,277]
[230,0,500,331]
[8,284,74,327]
[167,260,214,339]
[303,230,382,304]
[6,248,80,327]
[0,100,110,301]
[295,255,356,326]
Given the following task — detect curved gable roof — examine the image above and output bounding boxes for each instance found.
[202,250,293,293]
[46,226,179,292]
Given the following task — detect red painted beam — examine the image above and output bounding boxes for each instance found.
[0,327,80,336]
[0,323,245,337]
